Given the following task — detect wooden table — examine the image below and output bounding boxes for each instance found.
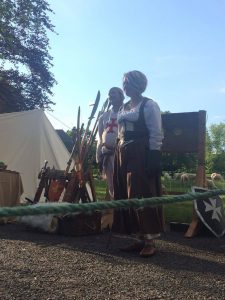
[0,170,23,207]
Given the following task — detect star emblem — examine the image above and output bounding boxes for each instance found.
[203,198,222,222]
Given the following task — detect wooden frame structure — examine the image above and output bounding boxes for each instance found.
[161,110,206,237]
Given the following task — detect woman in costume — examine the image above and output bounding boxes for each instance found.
[113,70,164,257]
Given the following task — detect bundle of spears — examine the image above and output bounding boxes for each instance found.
[33,91,109,204]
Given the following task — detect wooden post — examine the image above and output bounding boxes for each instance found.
[185,110,206,237]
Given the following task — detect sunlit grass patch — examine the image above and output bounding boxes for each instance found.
[94,177,225,223]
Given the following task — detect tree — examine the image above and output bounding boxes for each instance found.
[162,152,197,173]
[206,122,225,174]
[0,0,56,113]
[207,123,225,154]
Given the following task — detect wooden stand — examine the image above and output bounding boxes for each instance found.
[162,110,207,238]
[184,110,206,237]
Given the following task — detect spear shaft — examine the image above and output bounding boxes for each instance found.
[82,97,109,165]
[65,106,80,174]
[80,91,100,156]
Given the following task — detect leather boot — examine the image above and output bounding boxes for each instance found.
[139,240,157,257]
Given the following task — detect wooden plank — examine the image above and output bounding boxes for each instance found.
[185,110,206,237]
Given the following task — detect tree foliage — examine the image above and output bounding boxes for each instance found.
[162,152,197,173]
[162,122,225,175]
[206,122,225,174]
[0,0,56,113]
[207,123,225,154]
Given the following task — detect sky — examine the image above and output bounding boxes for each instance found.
[46,0,225,131]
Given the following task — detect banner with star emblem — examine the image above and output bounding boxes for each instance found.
[193,186,225,238]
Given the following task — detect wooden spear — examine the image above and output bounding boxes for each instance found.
[81,97,109,166]
[65,106,80,174]
[80,90,100,161]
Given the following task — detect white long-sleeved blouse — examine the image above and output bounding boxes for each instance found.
[117,98,163,150]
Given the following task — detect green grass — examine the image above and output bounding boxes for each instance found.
[162,178,225,222]
[94,177,225,224]
[94,178,107,201]
[164,202,193,223]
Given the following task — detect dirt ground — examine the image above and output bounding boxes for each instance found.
[0,223,225,300]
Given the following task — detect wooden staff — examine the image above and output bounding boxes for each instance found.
[76,106,81,164]
[81,97,109,166]
[63,107,82,203]
[63,91,100,203]
[80,90,100,158]
[89,97,109,144]
[65,106,80,175]
[33,160,49,203]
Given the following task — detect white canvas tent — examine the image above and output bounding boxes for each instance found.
[0,109,70,202]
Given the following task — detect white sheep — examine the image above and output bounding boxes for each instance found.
[211,173,223,181]
[187,173,196,180]
[174,172,182,180]
[163,172,172,180]
[162,184,167,194]
[206,179,217,189]
[180,173,189,183]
